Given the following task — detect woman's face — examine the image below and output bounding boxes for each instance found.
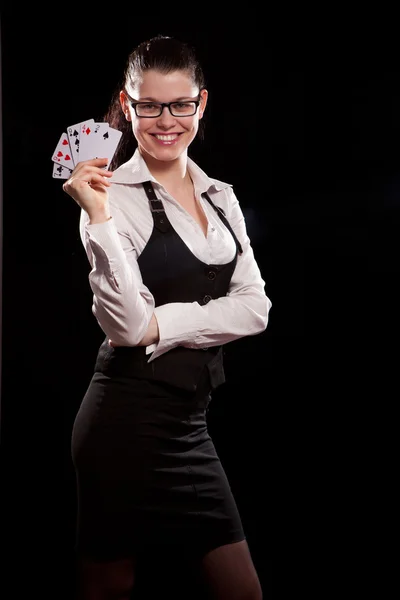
[121,69,207,163]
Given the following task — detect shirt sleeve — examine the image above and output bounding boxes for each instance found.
[149,188,272,362]
[79,209,155,346]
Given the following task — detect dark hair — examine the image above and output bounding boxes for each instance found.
[104,35,207,170]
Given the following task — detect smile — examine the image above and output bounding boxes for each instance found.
[152,134,182,145]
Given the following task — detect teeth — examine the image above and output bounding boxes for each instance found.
[155,134,178,141]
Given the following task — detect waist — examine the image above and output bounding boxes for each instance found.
[94,340,225,393]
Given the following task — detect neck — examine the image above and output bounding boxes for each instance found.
[140,148,190,190]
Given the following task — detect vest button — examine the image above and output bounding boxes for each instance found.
[203,294,212,304]
[207,270,216,280]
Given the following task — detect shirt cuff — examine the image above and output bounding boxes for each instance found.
[147,302,200,361]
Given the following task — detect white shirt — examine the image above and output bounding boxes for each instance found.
[80,149,272,362]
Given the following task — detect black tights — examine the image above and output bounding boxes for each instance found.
[74,540,263,599]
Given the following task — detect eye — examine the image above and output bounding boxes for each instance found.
[141,103,159,111]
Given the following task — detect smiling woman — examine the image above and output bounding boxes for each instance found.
[62,34,271,599]
[119,68,207,166]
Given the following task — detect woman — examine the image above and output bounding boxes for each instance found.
[63,34,271,599]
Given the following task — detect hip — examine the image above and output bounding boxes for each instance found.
[71,370,213,470]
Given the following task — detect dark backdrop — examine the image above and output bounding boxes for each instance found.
[1,10,397,599]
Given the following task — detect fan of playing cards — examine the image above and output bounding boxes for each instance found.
[51,118,122,179]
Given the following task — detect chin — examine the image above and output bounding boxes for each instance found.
[150,148,183,162]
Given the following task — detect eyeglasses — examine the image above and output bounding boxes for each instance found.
[129,95,201,118]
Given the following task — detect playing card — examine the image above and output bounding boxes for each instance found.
[51,132,75,169]
[79,122,122,168]
[51,119,122,179]
[78,122,110,163]
[52,162,72,179]
[101,126,123,168]
[67,118,95,166]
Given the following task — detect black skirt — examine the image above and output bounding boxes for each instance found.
[71,362,245,561]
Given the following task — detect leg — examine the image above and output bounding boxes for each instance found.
[74,556,136,600]
[200,540,263,600]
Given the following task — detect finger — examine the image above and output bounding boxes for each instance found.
[71,159,111,181]
[75,157,110,168]
[63,176,111,193]
[73,164,113,176]
[67,168,113,186]
[87,175,112,187]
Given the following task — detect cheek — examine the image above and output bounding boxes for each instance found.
[181,117,198,133]
[133,119,149,138]
[191,119,200,134]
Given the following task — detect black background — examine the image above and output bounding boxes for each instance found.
[1,9,397,599]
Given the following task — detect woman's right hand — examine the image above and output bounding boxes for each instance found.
[62,158,113,223]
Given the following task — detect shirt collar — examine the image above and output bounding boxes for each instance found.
[111,148,232,193]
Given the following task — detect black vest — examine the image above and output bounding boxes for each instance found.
[95,181,242,392]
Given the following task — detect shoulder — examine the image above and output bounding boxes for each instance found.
[188,157,237,209]
[203,179,240,218]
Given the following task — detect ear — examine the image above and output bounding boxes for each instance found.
[119,91,132,121]
[198,88,208,119]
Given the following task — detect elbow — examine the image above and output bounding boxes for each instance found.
[92,304,148,347]
[105,328,144,347]
[255,296,272,334]
[100,328,147,348]
[254,316,269,336]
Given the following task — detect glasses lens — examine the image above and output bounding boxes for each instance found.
[135,103,162,117]
[170,102,197,116]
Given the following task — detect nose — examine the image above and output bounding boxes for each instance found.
[156,105,176,127]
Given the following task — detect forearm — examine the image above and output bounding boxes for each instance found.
[146,290,271,362]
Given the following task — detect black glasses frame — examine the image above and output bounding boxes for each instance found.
[128,95,201,118]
